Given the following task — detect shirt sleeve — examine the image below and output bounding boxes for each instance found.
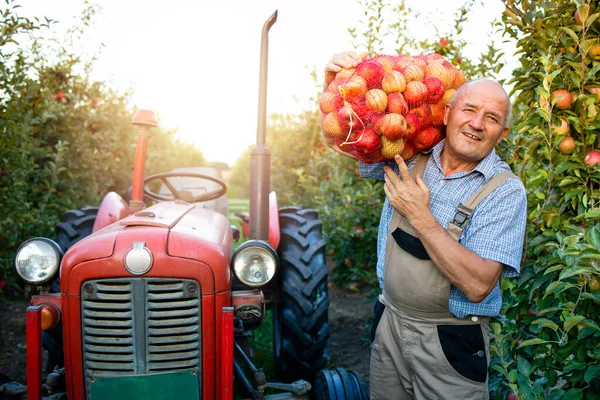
[460,177,527,278]
[359,158,416,180]
[359,161,387,180]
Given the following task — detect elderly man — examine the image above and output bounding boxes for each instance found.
[321,52,527,399]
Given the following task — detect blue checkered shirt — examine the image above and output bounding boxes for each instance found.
[359,139,527,318]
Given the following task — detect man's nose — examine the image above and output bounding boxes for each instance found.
[469,112,485,130]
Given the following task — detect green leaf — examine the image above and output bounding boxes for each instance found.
[585,365,600,384]
[517,357,532,377]
[589,227,600,252]
[578,4,590,23]
[531,318,559,332]
[560,27,579,44]
[564,315,586,334]
[519,338,549,347]
[582,292,600,304]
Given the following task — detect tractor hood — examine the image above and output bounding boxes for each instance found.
[60,201,232,295]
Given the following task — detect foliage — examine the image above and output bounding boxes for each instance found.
[297,148,382,290]
[0,1,204,297]
[489,1,600,398]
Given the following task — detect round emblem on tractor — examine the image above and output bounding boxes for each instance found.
[123,242,153,275]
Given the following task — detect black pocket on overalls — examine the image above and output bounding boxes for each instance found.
[370,298,386,342]
[391,228,430,259]
[437,324,487,383]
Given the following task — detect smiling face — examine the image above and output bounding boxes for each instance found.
[442,80,510,169]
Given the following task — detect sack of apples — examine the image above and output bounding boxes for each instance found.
[320,53,466,163]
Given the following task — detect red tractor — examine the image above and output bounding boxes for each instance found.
[4,10,368,400]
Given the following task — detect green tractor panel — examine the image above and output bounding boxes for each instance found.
[8,9,368,400]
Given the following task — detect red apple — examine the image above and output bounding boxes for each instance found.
[410,103,432,127]
[413,126,442,151]
[356,61,385,89]
[351,128,382,157]
[453,70,467,89]
[425,62,455,89]
[430,102,446,126]
[506,392,519,400]
[401,64,424,83]
[319,91,343,113]
[337,104,368,132]
[375,113,407,140]
[365,89,388,112]
[322,112,345,137]
[373,55,396,73]
[422,77,444,103]
[382,70,407,93]
[558,136,575,154]
[342,76,368,100]
[404,81,428,106]
[387,92,409,115]
[404,113,421,140]
[551,89,572,110]
[584,150,600,167]
[442,89,456,104]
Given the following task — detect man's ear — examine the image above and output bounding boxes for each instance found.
[497,127,510,144]
[443,104,451,126]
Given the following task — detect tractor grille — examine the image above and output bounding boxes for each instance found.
[81,278,202,396]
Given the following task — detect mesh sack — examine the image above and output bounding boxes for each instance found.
[320,53,467,163]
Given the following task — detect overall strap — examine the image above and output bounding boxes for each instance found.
[411,153,431,179]
[447,170,516,241]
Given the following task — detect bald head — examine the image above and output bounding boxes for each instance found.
[449,78,511,128]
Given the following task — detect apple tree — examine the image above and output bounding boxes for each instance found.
[489,1,600,398]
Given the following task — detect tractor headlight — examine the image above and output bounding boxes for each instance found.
[232,241,278,287]
[15,238,63,284]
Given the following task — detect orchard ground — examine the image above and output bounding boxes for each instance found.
[0,283,375,388]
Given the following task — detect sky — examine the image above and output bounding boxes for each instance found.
[19,0,508,165]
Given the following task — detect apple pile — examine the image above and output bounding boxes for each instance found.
[320,53,467,163]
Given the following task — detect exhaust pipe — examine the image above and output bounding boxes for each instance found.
[249,10,277,241]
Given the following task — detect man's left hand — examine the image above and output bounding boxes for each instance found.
[383,155,432,227]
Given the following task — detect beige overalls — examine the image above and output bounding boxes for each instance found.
[370,154,514,400]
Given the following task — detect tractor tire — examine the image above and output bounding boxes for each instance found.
[46,206,98,374]
[274,207,329,383]
[55,206,99,252]
[312,368,369,400]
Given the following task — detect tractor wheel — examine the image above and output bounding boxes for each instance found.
[274,207,329,383]
[312,368,369,400]
[45,206,98,375]
[55,205,99,252]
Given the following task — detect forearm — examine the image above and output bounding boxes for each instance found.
[411,213,503,303]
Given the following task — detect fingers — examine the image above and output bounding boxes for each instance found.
[394,155,411,181]
[325,50,368,87]
[415,174,430,195]
[325,51,362,72]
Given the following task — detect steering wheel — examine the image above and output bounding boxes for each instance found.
[143,172,227,203]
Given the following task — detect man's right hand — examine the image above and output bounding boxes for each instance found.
[324,51,368,89]
[320,51,368,160]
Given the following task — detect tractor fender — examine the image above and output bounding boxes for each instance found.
[92,191,129,232]
[268,191,280,249]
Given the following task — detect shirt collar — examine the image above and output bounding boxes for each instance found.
[430,139,498,181]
